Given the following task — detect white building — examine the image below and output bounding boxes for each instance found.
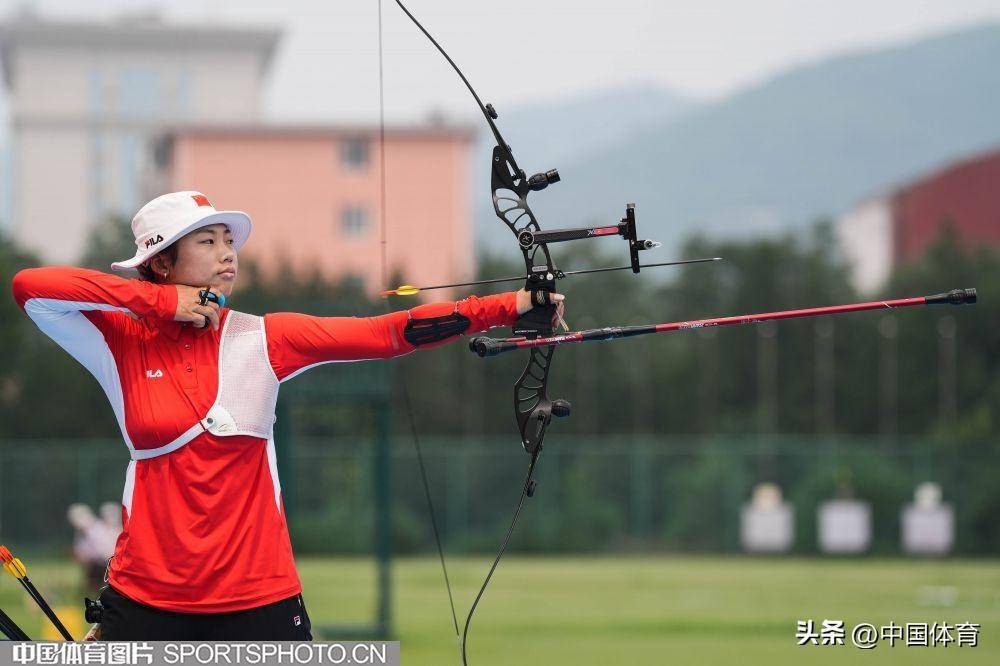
[0,12,279,263]
[835,196,893,294]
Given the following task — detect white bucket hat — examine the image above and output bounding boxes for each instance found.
[111,191,252,273]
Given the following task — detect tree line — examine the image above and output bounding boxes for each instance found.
[2,217,997,442]
[2,217,998,554]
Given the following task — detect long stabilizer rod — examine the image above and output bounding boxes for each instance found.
[470,288,977,357]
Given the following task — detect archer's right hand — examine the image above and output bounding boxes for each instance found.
[173,285,222,330]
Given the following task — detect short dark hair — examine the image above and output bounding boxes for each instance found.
[136,243,181,283]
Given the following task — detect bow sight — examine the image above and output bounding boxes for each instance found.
[516,204,660,272]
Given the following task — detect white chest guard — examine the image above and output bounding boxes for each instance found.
[130,310,279,461]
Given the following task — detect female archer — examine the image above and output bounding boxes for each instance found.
[11,190,563,640]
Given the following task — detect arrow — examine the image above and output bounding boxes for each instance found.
[0,546,74,641]
[0,607,30,640]
[380,257,723,297]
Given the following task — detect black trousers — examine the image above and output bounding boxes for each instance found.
[97,586,313,641]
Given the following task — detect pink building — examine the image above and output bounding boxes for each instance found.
[154,124,476,295]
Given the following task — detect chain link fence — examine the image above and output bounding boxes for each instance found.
[0,435,995,555]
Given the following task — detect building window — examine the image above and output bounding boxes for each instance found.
[119,133,140,216]
[341,137,370,170]
[118,68,160,119]
[152,136,173,171]
[341,205,370,237]
[0,142,11,231]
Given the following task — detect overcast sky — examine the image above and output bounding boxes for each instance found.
[3,0,1000,123]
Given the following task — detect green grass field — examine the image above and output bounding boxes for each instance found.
[2,556,997,664]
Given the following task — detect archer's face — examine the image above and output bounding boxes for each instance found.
[171,224,238,296]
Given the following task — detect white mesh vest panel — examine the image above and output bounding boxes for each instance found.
[203,311,279,438]
[130,311,278,461]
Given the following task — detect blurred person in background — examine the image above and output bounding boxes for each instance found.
[98,501,123,537]
[12,191,563,640]
[67,504,117,594]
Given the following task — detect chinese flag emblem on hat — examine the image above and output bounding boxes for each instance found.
[191,194,213,207]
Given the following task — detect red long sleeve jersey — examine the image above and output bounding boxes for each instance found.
[12,267,519,612]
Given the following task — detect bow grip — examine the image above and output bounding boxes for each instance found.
[513,304,556,338]
[514,280,557,337]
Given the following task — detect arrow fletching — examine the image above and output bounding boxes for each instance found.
[0,544,74,640]
[0,546,26,580]
[380,285,422,297]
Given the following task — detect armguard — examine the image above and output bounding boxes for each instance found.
[404,311,472,346]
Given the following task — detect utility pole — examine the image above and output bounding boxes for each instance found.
[878,316,898,442]
[757,321,778,435]
[698,327,719,434]
[937,315,957,430]
[815,318,835,434]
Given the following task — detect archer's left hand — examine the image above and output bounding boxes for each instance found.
[515,289,567,331]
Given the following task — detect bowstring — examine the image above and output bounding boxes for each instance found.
[376,0,462,647]
[379,4,547,664]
